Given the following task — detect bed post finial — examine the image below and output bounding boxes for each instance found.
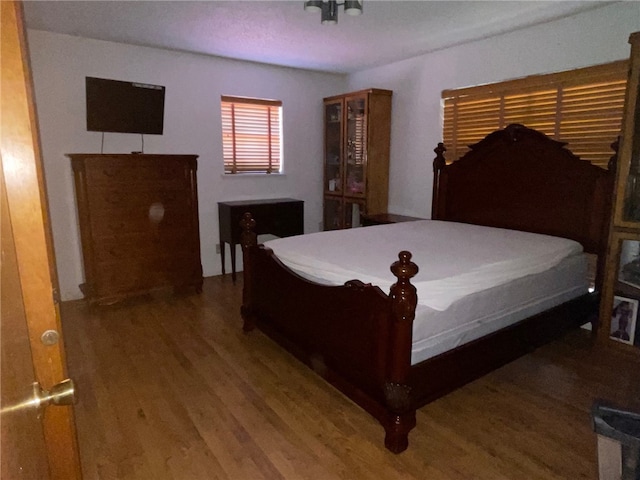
[433,143,446,171]
[609,136,620,173]
[385,251,419,453]
[390,251,419,294]
[432,143,447,220]
[240,212,257,249]
[240,213,257,332]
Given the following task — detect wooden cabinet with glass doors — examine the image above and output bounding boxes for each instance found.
[599,32,640,351]
[323,89,392,230]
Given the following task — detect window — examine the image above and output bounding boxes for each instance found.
[221,96,282,174]
[442,60,628,168]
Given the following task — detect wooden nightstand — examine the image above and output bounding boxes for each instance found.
[218,198,304,282]
[361,213,425,227]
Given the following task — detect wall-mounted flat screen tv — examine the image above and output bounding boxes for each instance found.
[86,76,165,135]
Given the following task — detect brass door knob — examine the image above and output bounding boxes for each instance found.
[1,379,76,416]
[32,379,76,408]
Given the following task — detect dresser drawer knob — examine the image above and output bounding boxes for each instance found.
[149,202,165,223]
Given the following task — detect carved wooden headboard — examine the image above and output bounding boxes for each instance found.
[431,124,615,263]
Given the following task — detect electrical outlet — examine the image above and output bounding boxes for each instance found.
[215,243,220,254]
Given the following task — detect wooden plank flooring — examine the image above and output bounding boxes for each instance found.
[60,275,640,479]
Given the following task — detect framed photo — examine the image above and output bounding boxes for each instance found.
[610,296,639,345]
[618,240,640,291]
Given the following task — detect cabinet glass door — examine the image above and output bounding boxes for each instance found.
[324,101,343,194]
[622,81,640,223]
[323,196,342,230]
[345,97,366,196]
[344,199,365,228]
[323,198,365,230]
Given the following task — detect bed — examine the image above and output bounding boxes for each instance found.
[238,124,615,453]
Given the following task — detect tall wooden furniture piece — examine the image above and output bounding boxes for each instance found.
[599,32,640,352]
[323,88,392,230]
[218,198,304,282]
[68,154,203,305]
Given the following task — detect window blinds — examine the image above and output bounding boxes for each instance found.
[221,96,282,174]
[442,60,628,168]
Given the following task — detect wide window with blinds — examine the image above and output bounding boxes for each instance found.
[442,60,628,168]
[221,96,282,174]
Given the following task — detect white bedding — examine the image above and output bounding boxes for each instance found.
[263,220,588,365]
[410,253,586,364]
[263,220,584,311]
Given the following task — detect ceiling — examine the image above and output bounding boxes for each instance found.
[23,1,616,74]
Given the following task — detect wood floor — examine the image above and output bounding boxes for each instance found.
[60,275,640,480]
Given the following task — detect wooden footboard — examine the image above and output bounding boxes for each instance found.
[240,213,419,453]
[239,213,599,453]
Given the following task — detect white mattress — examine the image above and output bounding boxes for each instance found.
[263,220,588,364]
[409,253,586,364]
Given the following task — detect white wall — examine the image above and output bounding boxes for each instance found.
[28,3,640,301]
[347,2,640,219]
[27,30,346,300]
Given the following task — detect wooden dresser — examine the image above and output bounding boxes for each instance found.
[68,153,203,304]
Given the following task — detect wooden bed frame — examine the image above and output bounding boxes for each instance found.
[239,124,615,453]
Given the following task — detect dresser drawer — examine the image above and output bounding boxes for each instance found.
[92,234,197,263]
[87,201,194,238]
[93,253,200,296]
[87,185,187,208]
[79,156,194,189]
[86,187,190,218]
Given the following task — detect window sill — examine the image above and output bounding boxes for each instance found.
[221,173,286,178]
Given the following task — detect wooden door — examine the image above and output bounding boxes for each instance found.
[1,1,82,478]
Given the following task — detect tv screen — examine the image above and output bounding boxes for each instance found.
[86,77,165,135]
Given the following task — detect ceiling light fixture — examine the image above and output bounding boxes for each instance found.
[304,0,363,25]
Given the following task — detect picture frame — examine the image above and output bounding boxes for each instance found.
[618,240,640,291]
[610,296,639,345]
